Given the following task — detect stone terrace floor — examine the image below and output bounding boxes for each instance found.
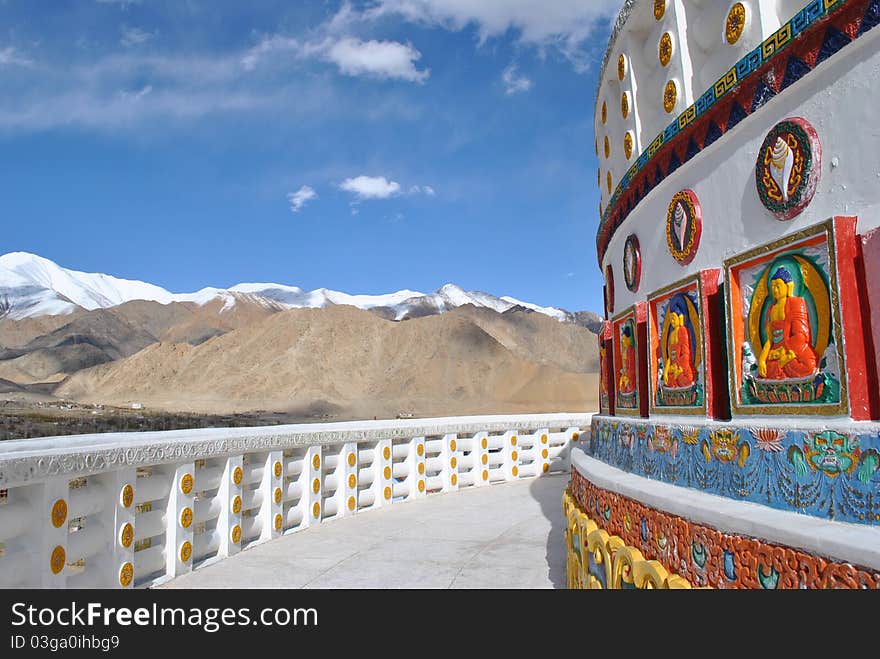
[159,473,568,589]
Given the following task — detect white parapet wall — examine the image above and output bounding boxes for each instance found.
[0,413,592,589]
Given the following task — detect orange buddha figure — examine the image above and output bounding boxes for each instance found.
[662,304,695,388]
[758,266,818,379]
[618,325,636,393]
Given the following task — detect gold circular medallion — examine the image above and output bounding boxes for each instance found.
[617,54,626,81]
[383,466,392,480]
[312,478,321,494]
[482,470,489,481]
[180,507,193,528]
[481,438,488,450]
[604,135,610,159]
[274,461,283,478]
[232,466,243,486]
[274,488,283,505]
[232,495,242,514]
[312,454,321,470]
[119,562,134,587]
[726,3,746,45]
[541,434,548,445]
[231,525,242,544]
[607,171,613,194]
[621,92,629,120]
[659,32,673,67]
[654,0,666,20]
[51,499,68,529]
[180,541,192,563]
[274,514,283,531]
[50,545,66,575]
[348,496,356,511]
[416,444,424,456]
[312,502,321,518]
[624,132,634,160]
[180,473,194,495]
[418,463,425,475]
[481,454,488,465]
[348,474,357,489]
[383,486,392,500]
[663,80,677,114]
[418,480,426,492]
[512,466,519,477]
[382,447,391,460]
[542,449,550,459]
[572,432,580,442]
[449,440,457,451]
[511,436,517,446]
[450,457,457,468]
[542,463,550,473]
[601,101,607,124]
[121,484,134,508]
[347,453,357,467]
[119,523,134,549]
[511,451,519,462]
[451,474,458,486]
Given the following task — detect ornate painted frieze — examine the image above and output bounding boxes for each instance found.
[596,0,875,265]
[724,217,875,419]
[756,117,822,220]
[587,415,880,526]
[568,469,880,588]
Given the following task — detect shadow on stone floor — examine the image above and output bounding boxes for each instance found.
[529,471,569,589]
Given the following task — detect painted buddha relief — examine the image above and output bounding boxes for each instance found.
[725,222,845,415]
[648,277,705,413]
[614,311,640,414]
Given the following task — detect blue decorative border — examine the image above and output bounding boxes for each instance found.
[588,415,880,526]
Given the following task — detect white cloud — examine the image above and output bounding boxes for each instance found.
[502,64,532,95]
[325,38,429,83]
[340,175,402,200]
[364,0,621,69]
[241,35,299,71]
[121,27,155,48]
[0,47,33,67]
[287,185,318,213]
[423,185,436,196]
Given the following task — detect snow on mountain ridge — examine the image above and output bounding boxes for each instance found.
[0,252,578,323]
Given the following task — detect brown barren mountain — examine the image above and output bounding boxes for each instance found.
[56,305,599,418]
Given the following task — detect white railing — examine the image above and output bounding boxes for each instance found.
[0,413,592,589]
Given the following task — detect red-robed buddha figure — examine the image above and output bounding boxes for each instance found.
[662,303,695,388]
[618,325,636,394]
[758,266,818,379]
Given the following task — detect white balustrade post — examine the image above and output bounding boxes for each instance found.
[300,446,322,526]
[218,456,243,559]
[407,436,426,500]
[441,433,459,492]
[102,468,136,589]
[502,430,520,481]
[338,443,358,517]
[165,463,195,578]
[374,439,393,507]
[260,451,284,542]
[40,476,70,588]
[536,428,551,477]
[472,431,489,487]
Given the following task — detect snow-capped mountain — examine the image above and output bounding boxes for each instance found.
[0,252,586,325]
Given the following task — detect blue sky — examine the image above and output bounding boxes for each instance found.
[0,0,621,313]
